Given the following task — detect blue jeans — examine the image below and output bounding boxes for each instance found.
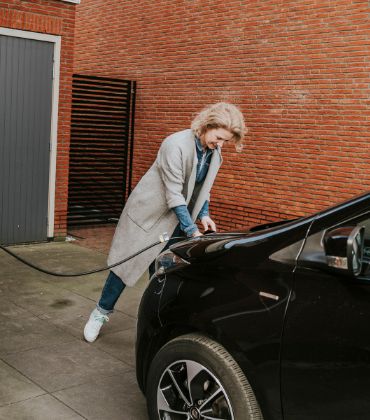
[97,225,185,314]
[97,271,126,314]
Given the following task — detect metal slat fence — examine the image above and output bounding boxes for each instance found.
[68,74,136,227]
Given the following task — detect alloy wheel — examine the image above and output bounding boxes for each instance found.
[157,359,234,420]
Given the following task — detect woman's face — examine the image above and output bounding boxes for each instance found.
[200,127,234,150]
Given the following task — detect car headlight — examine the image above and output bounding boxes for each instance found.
[155,249,190,276]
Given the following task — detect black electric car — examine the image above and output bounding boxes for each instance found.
[136,192,370,420]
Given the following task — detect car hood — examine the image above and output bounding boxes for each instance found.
[170,216,313,261]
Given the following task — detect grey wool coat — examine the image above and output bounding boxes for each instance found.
[107,129,222,286]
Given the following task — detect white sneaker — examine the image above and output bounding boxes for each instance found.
[84,308,109,343]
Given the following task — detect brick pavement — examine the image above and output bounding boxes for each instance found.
[68,225,116,255]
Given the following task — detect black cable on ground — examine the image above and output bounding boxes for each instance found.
[0,236,186,277]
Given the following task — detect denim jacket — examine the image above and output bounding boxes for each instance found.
[173,136,213,237]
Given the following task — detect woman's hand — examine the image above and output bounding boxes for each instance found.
[200,216,217,233]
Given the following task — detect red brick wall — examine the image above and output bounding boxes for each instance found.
[0,0,76,237]
[74,0,369,231]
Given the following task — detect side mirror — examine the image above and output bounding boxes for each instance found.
[324,226,365,276]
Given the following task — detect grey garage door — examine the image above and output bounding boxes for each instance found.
[0,35,54,245]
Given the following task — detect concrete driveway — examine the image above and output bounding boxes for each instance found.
[0,241,149,419]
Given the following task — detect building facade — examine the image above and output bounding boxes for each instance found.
[73,0,368,231]
[2,1,367,243]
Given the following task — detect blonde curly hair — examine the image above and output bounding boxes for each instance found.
[191,102,246,151]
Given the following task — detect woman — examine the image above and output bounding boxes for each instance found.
[84,102,246,342]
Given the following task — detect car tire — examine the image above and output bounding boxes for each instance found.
[146,333,263,420]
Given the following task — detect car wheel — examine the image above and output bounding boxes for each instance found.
[146,333,263,420]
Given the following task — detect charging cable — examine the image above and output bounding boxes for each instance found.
[0,233,186,277]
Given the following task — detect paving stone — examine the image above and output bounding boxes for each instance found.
[6,242,107,272]
[0,315,75,356]
[54,372,148,420]
[2,340,133,392]
[95,328,136,367]
[0,360,45,407]
[0,237,150,417]
[0,272,52,299]
[0,394,84,419]
[0,297,30,319]
[45,273,108,303]
[6,286,90,317]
